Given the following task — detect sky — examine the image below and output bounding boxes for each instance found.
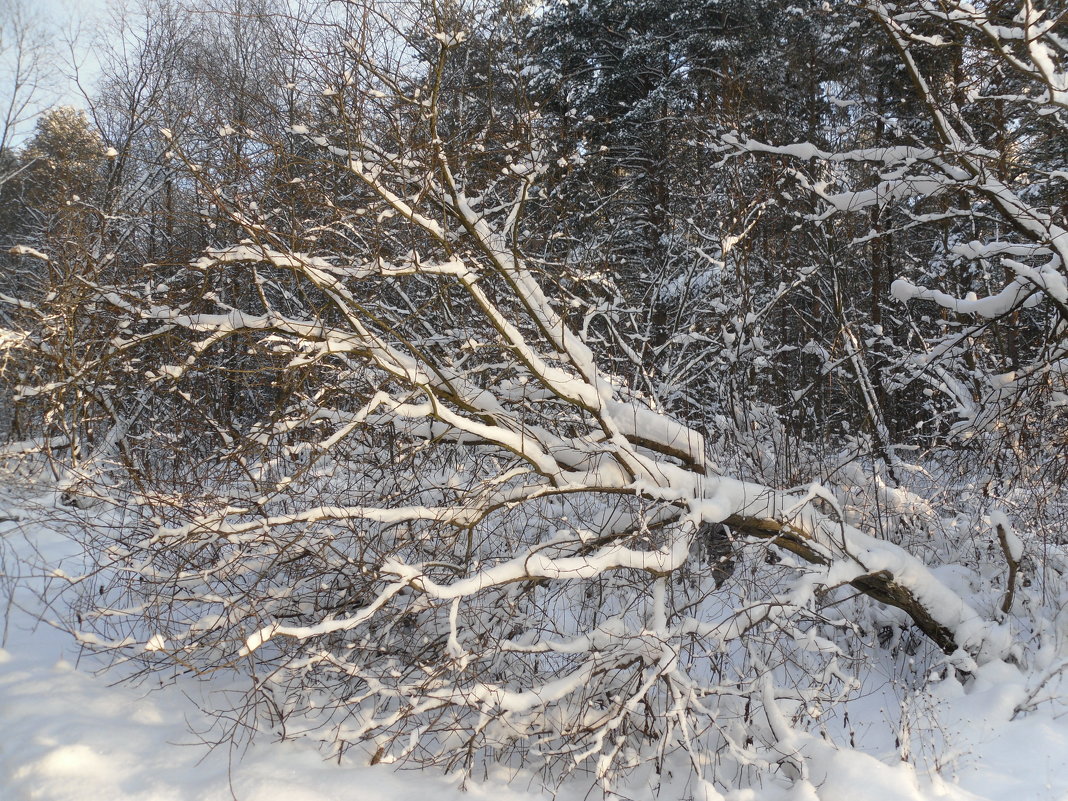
[41,0,108,104]
[2,0,108,146]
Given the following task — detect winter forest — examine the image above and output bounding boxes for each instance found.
[0,0,1065,798]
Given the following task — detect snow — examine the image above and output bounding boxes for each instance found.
[890,277,1042,318]
[0,498,558,801]
[431,31,467,47]
[1,481,1067,801]
[0,641,558,801]
[8,244,50,262]
[2,1,1064,796]
[990,510,1023,562]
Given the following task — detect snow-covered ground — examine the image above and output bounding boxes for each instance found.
[0,496,560,801]
[1,484,1066,801]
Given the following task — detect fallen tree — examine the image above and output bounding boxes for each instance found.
[8,0,1060,792]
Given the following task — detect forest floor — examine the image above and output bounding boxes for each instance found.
[1,480,1066,801]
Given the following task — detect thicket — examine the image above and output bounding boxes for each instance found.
[0,0,1065,793]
